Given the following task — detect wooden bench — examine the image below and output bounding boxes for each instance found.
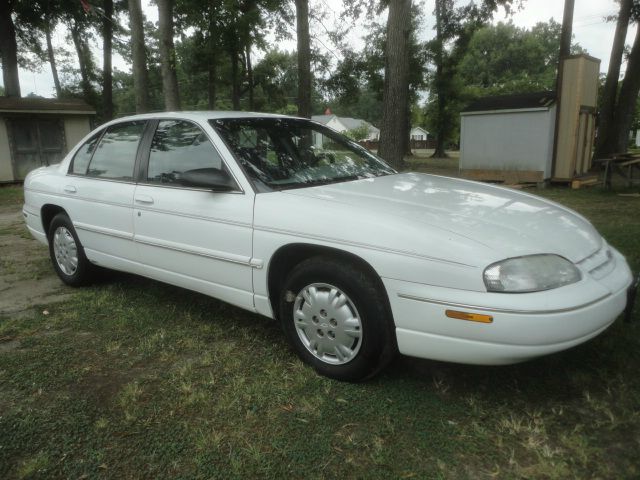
[593,153,640,188]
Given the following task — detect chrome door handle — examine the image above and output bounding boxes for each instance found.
[63,185,77,194]
[135,195,154,205]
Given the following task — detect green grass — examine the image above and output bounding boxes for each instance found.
[1,183,639,479]
[0,184,24,207]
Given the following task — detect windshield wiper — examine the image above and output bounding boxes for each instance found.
[278,175,361,190]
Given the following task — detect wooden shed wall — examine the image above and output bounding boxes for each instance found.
[0,118,14,182]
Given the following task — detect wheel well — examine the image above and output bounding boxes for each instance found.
[267,243,392,321]
[41,204,67,237]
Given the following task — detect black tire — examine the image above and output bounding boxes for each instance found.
[48,213,95,286]
[279,256,396,381]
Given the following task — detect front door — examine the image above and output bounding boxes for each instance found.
[133,119,255,310]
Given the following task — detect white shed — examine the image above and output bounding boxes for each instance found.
[460,55,600,183]
[460,91,557,183]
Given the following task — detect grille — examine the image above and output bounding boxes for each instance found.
[578,247,615,280]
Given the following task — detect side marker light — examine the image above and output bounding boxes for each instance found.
[445,310,493,324]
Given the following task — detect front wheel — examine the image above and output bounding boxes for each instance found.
[48,213,95,286]
[280,257,396,381]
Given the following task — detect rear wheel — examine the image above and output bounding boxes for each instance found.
[48,213,95,286]
[280,257,396,381]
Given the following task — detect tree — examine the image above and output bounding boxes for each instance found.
[0,0,22,97]
[157,0,181,110]
[430,0,448,157]
[44,20,62,98]
[378,0,412,169]
[128,0,149,112]
[595,0,634,157]
[67,11,98,107]
[103,0,114,119]
[295,0,311,118]
[458,20,583,96]
[425,0,522,157]
[611,25,640,153]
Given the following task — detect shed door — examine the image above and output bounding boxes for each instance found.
[9,118,66,179]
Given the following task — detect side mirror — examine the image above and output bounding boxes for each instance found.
[179,168,236,192]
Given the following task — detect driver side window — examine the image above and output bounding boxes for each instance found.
[147,120,224,184]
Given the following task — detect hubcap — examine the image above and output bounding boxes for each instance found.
[293,283,363,365]
[53,226,78,276]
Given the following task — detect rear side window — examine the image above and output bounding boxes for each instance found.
[87,121,145,180]
[70,131,102,175]
[146,120,224,184]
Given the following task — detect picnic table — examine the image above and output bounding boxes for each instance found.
[593,152,640,188]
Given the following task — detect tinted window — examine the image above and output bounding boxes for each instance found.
[147,120,224,184]
[70,131,102,175]
[87,121,145,180]
[211,118,394,190]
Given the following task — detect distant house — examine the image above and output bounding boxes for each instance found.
[311,114,380,141]
[410,126,429,141]
[0,97,95,182]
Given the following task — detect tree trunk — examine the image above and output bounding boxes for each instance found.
[102,0,114,119]
[0,1,21,97]
[378,0,411,170]
[208,56,217,109]
[595,0,632,158]
[231,46,240,110]
[431,0,447,158]
[207,19,217,110]
[246,44,254,110]
[404,110,412,156]
[45,22,62,98]
[70,22,93,103]
[295,0,312,118]
[157,0,181,110]
[128,0,149,113]
[611,27,640,154]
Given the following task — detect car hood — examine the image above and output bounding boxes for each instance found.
[283,172,602,263]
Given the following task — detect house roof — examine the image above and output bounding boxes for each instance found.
[311,114,380,133]
[0,97,96,114]
[311,114,335,125]
[410,126,429,134]
[462,91,556,114]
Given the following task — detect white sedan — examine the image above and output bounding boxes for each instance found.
[23,112,635,381]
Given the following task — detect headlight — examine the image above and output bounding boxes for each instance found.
[483,254,581,293]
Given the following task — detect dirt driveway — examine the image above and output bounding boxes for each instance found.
[0,203,73,316]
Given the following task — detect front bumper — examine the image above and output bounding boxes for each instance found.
[383,249,633,365]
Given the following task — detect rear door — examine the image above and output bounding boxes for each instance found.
[63,120,148,263]
[133,119,255,310]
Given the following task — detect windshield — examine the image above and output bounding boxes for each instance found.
[210,118,395,191]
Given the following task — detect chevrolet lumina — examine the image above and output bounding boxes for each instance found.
[23,112,634,381]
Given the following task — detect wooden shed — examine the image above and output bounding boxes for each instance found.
[0,98,95,182]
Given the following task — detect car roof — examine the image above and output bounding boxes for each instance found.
[110,110,301,124]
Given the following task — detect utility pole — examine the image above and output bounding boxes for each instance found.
[558,0,575,66]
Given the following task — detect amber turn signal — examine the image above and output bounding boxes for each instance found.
[445,310,493,323]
